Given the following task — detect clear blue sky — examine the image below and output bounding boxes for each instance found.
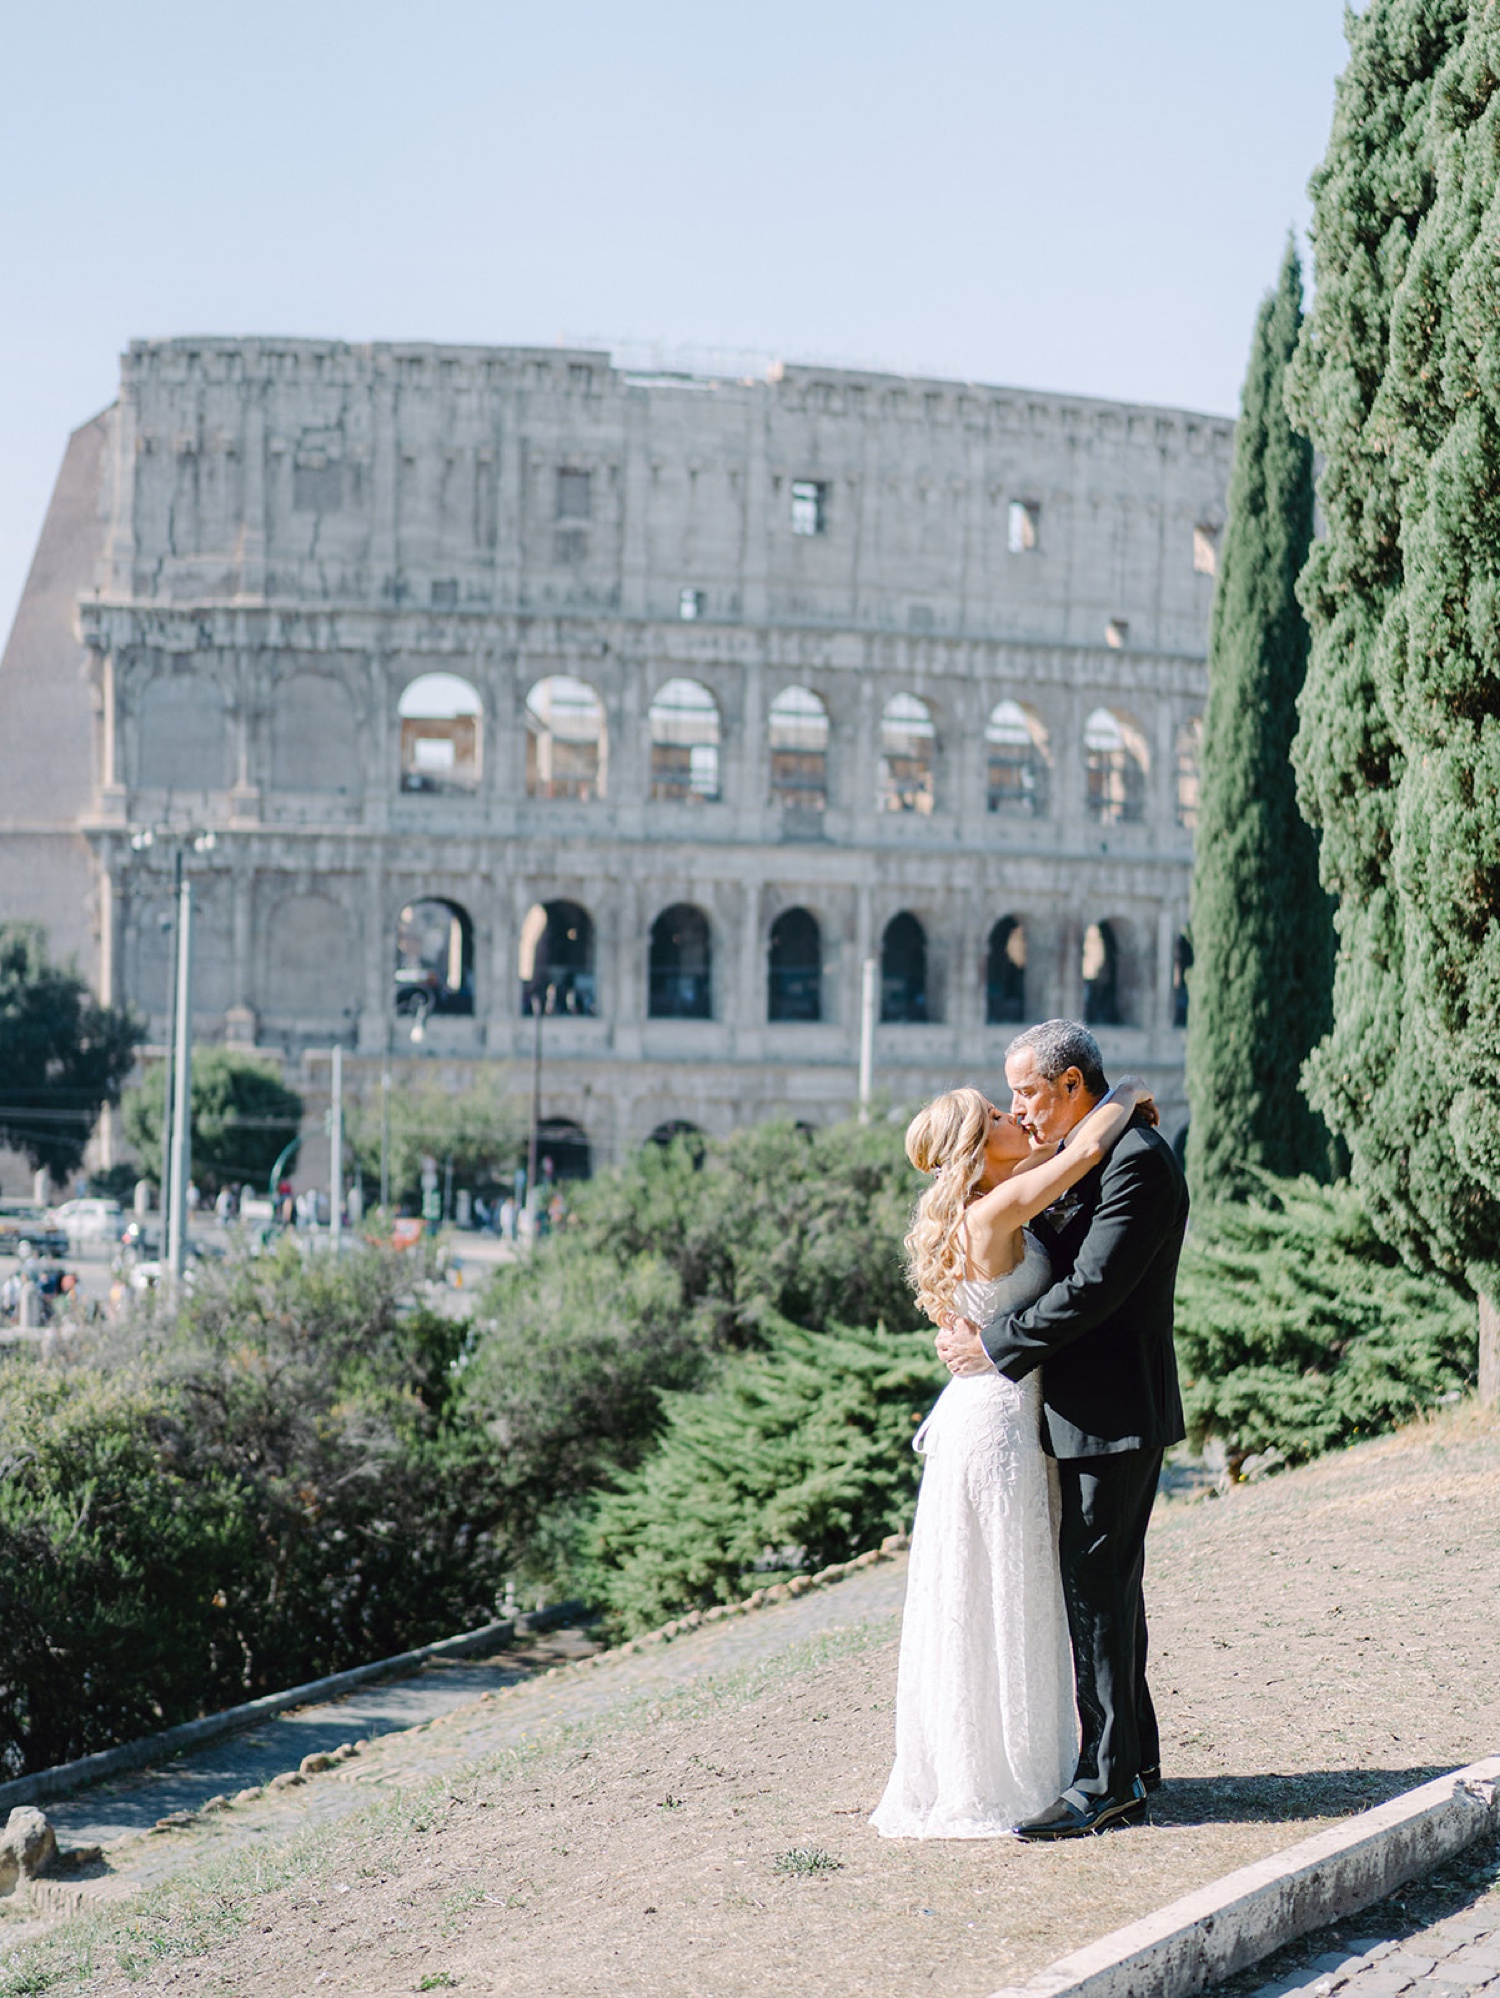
[0,0,1350,639]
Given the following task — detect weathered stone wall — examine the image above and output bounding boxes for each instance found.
[1,338,1233,1167]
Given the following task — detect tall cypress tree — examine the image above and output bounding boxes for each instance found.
[1186,242,1335,1206]
[1291,0,1500,1400]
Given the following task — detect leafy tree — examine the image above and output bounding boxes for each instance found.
[1186,243,1337,1204]
[346,1067,526,1209]
[584,1317,942,1634]
[0,923,142,1180]
[1289,0,1500,1397]
[121,1046,303,1195]
[1176,1175,1474,1468]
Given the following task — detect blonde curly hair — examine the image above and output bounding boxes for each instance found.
[903,1086,994,1322]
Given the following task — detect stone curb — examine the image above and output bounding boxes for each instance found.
[0,1601,588,1815]
[984,1755,1500,1998]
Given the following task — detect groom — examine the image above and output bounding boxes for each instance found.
[937,1018,1188,1839]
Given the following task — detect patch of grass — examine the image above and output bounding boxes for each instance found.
[417,1974,459,1991]
[772,1846,843,1877]
[437,1885,486,1935]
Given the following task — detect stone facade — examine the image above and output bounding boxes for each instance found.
[0,337,1234,1171]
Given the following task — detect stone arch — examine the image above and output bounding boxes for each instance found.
[648,903,712,1019]
[136,671,229,792]
[398,672,481,794]
[985,700,1050,815]
[517,899,597,1017]
[265,892,356,1021]
[878,693,936,814]
[272,673,360,792]
[395,897,475,1019]
[535,1118,591,1181]
[647,1119,706,1157]
[525,676,607,800]
[1084,707,1148,825]
[648,678,720,803]
[768,685,829,811]
[768,906,821,1023]
[985,916,1027,1025]
[880,911,928,1023]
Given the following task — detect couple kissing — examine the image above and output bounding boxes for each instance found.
[871,1017,1188,1843]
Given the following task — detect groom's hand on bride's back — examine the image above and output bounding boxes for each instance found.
[935,1312,999,1377]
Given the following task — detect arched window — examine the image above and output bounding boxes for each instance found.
[649,904,712,1018]
[879,693,935,814]
[1082,920,1121,1026]
[534,1119,592,1181]
[881,912,928,1023]
[525,676,607,800]
[769,686,829,811]
[768,908,821,1023]
[986,917,1027,1025]
[648,679,720,803]
[516,900,597,1017]
[985,701,1049,816]
[1176,716,1203,830]
[1173,931,1193,1028]
[1084,708,1148,825]
[395,898,474,1018]
[398,673,482,794]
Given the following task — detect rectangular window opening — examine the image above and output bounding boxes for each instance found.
[1193,524,1220,576]
[1007,499,1039,554]
[790,480,828,537]
[679,588,705,621]
[1105,618,1129,649]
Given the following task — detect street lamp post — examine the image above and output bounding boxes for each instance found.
[131,826,216,1280]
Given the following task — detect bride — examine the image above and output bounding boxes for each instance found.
[870,1075,1154,1839]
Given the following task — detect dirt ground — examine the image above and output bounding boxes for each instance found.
[7,1404,1499,1998]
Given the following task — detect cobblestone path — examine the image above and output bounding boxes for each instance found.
[1243,1872,1500,1998]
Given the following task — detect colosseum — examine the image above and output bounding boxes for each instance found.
[0,336,1233,1180]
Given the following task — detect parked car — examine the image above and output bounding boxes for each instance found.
[0,1204,69,1259]
[47,1197,126,1248]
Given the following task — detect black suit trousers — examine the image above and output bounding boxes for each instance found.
[1055,1447,1162,1800]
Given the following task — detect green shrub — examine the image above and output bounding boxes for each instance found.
[583,1316,943,1634]
[1175,1175,1476,1466]
[462,1116,926,1598]
[0,1241,511,1777]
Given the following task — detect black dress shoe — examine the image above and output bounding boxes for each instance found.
[1140,1764,1162,1794]
[1014,1779,1148,1841]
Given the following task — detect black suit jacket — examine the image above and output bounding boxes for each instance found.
[981,1114,1188,1459]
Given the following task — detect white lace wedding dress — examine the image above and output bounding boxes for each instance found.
[870,1232,1078,1838]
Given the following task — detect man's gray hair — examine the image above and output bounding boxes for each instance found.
[1005,1018,1108,1096]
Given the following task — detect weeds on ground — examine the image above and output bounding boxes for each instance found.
[773,1846,844,1877]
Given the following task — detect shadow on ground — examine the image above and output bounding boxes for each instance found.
[1152,1768,1453,1829]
